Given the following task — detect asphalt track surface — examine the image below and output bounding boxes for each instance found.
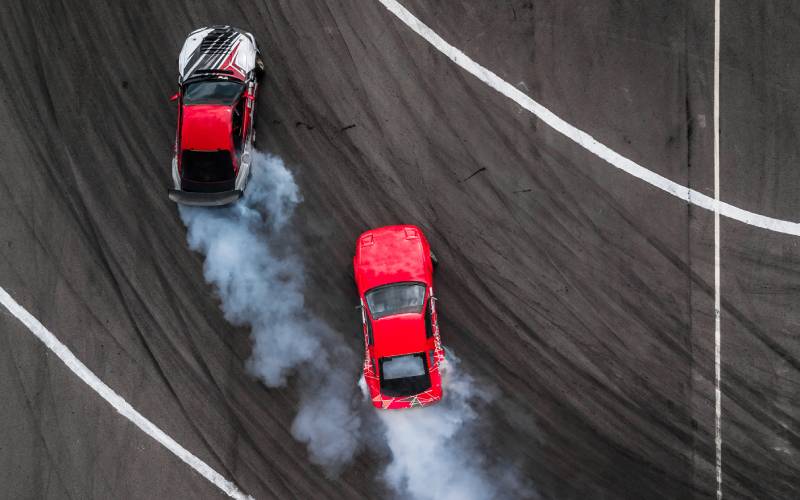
[0,1,798,499]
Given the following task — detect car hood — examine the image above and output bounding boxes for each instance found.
[355,226,429,292]
[181,104,233,152]
[373,313,428,358]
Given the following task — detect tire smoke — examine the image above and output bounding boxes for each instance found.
[375,352,531,500]
[179,152,528,496]
[179,152,361,468]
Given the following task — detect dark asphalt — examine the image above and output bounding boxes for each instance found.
[0,1,798,499]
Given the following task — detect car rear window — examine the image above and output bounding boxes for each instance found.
[382,354,426,379]
[366,283,425,319]
[379,353,431,397]
[183,80,243,105]
[181,150,234,183]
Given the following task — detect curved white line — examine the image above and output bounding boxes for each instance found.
[0,287,253,500]
[376,0,800,237]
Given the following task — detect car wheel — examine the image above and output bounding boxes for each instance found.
[255,52,265,79]
[430,250,439,268]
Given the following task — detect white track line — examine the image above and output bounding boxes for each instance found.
[714,1,723,498]
[375,0,800,237]
[0,286,253,500]
[378,0,736,494]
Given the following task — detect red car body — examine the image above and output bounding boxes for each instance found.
[168,26,262,206]
[353,225,445,409]
[180,105,236,151]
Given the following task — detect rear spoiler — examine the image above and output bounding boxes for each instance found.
[168,189,243,207]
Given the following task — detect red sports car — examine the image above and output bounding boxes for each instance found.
[353,225,445,409]
[168,26,264,206]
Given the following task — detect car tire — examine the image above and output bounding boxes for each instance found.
[255,52,265,79]
[430,250,439,268]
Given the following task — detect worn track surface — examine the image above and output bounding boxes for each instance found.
[1,1,798,498]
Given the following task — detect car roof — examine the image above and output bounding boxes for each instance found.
[180,104,232,152]
[373,314,428,358]
[355,225,430,293]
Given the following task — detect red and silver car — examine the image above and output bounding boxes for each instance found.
[168,26,264,206]
[353,225,445,409]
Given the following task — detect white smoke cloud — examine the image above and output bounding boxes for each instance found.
[179,152,529,494]
[376,351,531,500]
[179,152,361,467]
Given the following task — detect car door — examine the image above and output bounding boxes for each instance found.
[231,96,246,156]
[242,81,256,144]
[360,299,377,376]
[425,289,442,366]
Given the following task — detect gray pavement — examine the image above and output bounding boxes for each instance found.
[0,1,797,498]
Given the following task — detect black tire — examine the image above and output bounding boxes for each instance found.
[255,52,265,79]
[430,250,439,268]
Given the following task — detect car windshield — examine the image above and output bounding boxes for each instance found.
[366,283,425,319]
[379,353,430,397]
[183,80,243,105]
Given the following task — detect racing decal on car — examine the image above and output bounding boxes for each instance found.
[179,26,255,82]
[371,390,440,410]
[214,41,246,80]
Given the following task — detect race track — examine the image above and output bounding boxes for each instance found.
[1,1,798,498]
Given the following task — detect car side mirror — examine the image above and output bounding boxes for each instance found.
[170,92,180,102]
